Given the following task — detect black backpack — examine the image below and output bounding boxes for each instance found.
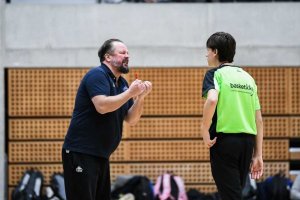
[265,172,291,200]
[111,175,154,200]
[12,169,44,200]
[48,173,66,200]
[12,170,32,200]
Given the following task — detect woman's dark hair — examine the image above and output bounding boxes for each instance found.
[98,39,123,63]
[206,32,236,63]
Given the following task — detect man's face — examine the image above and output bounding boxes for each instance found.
[206,48,218,67]
[110,42,130,74]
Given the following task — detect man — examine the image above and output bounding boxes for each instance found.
[62,39,152,200]
[201,32,263,200]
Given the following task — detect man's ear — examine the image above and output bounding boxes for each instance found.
[105,53,110,61]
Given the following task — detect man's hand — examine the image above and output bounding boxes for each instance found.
[138,81,152,99]
[128,79,146,97]
[250,156,263,179]
[124,81,152,125]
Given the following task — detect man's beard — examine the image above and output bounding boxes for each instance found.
[117,65,129,74]
[112,58,129,74]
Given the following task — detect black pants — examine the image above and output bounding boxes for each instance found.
[62,149,111,200]
[210,134,255,200]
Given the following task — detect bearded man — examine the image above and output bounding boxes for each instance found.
[62,39,152,200]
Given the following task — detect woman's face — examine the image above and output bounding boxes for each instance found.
[206,48,218,67]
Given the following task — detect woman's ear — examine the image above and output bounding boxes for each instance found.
[214,49,218,56]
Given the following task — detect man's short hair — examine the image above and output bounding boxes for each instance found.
[98,39,123,63]
[206,32,236,63]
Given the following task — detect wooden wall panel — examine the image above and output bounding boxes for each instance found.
[263,140,289,161]
[8,141,209,163]
[9,119,70,140]
[9,116,294,141]
[123,117,201,139]
[8,68,300,116]
[128,68,206,115]
[7,67,299,195]
[8,69,88,117]
[8,68,207,116]
[263,117,290,138]
[8,140,288,163]
[290,68,300,114]
[245,68,289,115]
[290,117,300,138]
